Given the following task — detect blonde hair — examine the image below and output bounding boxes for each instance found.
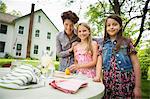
[77,23,93,54]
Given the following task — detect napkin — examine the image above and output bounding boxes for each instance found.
[49,79,88,94]
[0,65,44,89]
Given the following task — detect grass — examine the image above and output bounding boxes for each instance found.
[0,58,59,70]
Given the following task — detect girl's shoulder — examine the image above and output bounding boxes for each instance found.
[91,40,98,47]
[73,42,80,50]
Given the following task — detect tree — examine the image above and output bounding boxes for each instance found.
[87,0,150,47]
[9,10,22,17]
[0,1,7,13]
[65,0,150,47]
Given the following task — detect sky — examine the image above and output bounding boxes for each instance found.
[2,0,98,31]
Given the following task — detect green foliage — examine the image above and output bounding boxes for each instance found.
[9,10,22,17]
[86,1,139,37]
[0,58,59,70]
[4,53,13,59]
[138,47,150,79]
[140,57,150,79]
[0,1,7,13]
[86,2,111,36]
[0,59,14,67]
[141,79,150,98]
[54,61,59,70]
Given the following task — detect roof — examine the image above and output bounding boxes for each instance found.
[0,9,59,32]
[0,12,18,24]
[14,9,59,31]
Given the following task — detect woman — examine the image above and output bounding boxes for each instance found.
[56,10,79,72]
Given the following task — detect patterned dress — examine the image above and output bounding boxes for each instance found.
[102,41,136,99]
[74,48,96,78]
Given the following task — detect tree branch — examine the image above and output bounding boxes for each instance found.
[123,15,142,32]
[109,0,114,8]
[120,0,126,7]
[98,0,106,14]
[134,0,150,47]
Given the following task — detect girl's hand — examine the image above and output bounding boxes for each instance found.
[93,76,102,82]
[133,87,141,99]
[69,64,80,72]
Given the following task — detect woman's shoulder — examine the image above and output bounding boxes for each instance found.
[56,31,67,40]
[57,31,64,36]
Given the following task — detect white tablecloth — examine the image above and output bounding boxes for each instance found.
[0,68,105,99]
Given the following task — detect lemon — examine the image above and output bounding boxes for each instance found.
[65,68,70,75]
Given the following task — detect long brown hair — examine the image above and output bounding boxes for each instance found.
[77,23,93,53]
[104,14,128,51]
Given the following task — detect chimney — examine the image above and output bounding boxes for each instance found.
[26,3,35,58]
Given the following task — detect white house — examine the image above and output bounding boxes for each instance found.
[0,5,59,60]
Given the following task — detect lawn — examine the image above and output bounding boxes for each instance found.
[0,58,59,70]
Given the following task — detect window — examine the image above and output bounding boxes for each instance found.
[16,44,22,50]
[46,46,50,51]
[47,32,51,39]
[16,44,22,56]
[0,24,7,34]
[18,26,24,34]
[34,45,38,54]
[0,41,5,52]
[35,30,40,37]
[38,16,41,23]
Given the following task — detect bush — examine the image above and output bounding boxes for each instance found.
[140,57,150,79]
[138,47,150,79]
[4,53,13,59]
[0,59,14,67]
[54,61,59,70]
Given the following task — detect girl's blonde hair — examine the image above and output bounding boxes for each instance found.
[77,23,93,54]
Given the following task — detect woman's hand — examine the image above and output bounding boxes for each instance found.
[68,42,78,53]
[133,87,141,99]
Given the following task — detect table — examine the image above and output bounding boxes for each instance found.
[0,68,105,99]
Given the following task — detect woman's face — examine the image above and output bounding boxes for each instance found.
[106,18,121,38]
[77,25,90,41]
[63,19,74,36]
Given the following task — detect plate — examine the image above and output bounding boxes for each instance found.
[53,71,74,79]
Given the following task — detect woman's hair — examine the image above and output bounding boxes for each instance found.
[61,10,79,24]
[77,23,93,53]
[104,14,128,51]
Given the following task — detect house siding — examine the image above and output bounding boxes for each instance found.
[0,22,14,57]
[0,10,59,60]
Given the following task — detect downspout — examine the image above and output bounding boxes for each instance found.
[26,3,35,58]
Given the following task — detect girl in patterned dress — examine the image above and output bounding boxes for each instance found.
[96,14,141,98]
[69,23,99,79]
